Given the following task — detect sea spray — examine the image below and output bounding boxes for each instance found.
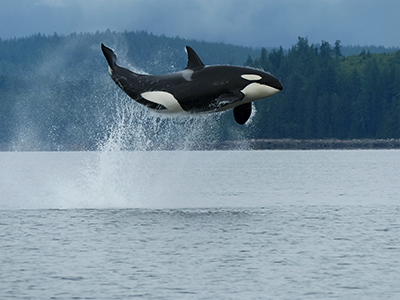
[98,94,223,151]
[73,94,225,208]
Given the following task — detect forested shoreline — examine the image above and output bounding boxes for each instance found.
[245,37,400,140]
[0,31,399,150]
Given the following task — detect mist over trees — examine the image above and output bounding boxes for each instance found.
[0,31,399,150]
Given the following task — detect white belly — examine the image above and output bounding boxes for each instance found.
[141,91,184,113]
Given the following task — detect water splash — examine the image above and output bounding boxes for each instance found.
[98,94,223,151]
[66,94,225,208]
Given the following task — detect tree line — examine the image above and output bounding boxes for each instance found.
[246,37,400,139]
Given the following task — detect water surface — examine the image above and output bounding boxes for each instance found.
[1,150,400,299]
[1,150,399,209]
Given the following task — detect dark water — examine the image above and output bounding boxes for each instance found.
[1,150,400,299]
[1,207,400,299]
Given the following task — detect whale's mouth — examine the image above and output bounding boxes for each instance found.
[275,81,283,91]
[266,75,283,91]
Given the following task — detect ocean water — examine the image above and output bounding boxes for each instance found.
[1,150,400,299]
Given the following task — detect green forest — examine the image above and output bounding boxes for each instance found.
[246,37,400,140]
[0,31,399,150]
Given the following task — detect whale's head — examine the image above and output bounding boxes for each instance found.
[239,70,283,102]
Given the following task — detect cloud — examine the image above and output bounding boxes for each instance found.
[1,0,399,48]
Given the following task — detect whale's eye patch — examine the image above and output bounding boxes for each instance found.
[241,74,262,81]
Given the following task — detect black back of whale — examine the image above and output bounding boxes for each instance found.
[101,44,282,124]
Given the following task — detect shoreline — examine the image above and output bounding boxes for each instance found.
[2,139,400,151]
[209,138,400,150]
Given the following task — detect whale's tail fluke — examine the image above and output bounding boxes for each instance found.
[101,44,117,72]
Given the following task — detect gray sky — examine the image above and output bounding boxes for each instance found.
[1,0,399,48]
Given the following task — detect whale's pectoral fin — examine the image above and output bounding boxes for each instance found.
[233,102,252,125]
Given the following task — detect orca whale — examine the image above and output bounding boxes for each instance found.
[101,44,282,125]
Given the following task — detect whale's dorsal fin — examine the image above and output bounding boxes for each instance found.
[185,46,205,70]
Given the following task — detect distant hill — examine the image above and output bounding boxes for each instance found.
[0,31,399,150]
[340,44,400,56]
[0,30,262,150]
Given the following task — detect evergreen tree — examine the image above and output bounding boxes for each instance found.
[334,40,342,58]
